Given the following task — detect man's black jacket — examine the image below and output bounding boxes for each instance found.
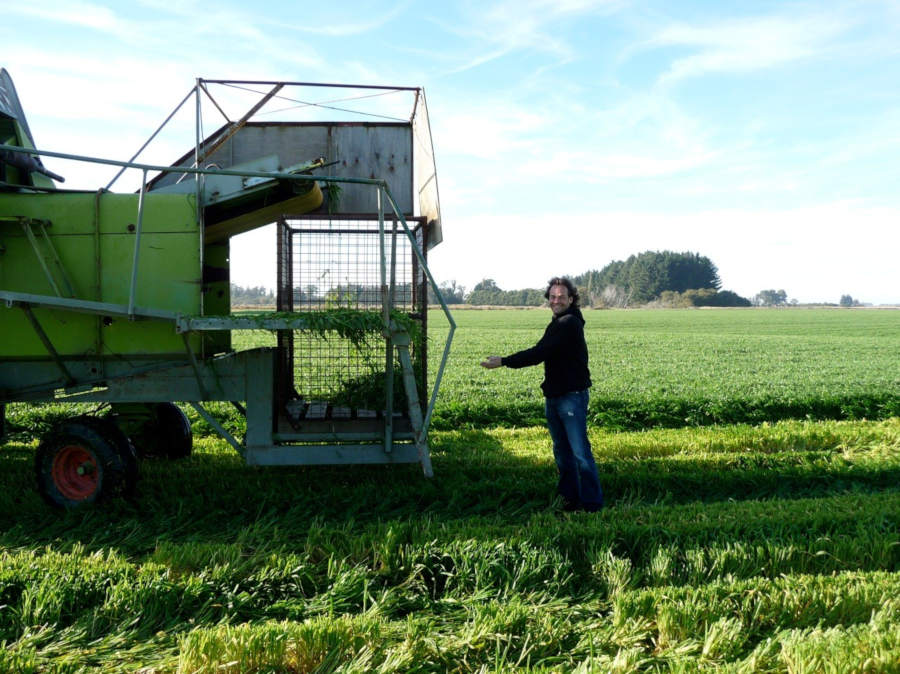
[501,305,591,397]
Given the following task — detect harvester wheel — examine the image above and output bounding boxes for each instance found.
[135,403,193,460]
[35,416,138,508]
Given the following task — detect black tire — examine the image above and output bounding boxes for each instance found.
[132,403,193,460]
[35,416,138,508]
[155,403,192,459]
[84,415,140,491]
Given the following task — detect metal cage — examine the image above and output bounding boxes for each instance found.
[275,214,428,423]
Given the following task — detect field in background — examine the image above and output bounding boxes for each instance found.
[0,308,898,671]
[211,307,900,432]
[431,307,900,429]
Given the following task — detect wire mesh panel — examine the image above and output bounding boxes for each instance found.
[276,215,427,414]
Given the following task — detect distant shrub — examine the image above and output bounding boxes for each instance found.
[706,290,752,307]
[652,288,751,308]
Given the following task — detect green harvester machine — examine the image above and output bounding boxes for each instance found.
[0,71,454,507]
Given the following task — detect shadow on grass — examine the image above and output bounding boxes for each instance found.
[599,452,900,505]
[0,430,546,551]
[0,427,898,554]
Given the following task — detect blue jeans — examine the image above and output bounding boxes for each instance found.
[545,390,603,510]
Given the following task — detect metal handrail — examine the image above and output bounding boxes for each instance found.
[0,143,390,187]
[381,187,456,440]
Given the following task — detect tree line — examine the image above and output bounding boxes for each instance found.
[235,255,868,309]
[231,284,275,306]
[432,250,752,308]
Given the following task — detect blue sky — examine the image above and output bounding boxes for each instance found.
[3,0,899,304]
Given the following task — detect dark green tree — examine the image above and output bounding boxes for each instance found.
[575,251,721,305]
[466,279,543,306]
[231,284,275,306]
[467,279,500,305]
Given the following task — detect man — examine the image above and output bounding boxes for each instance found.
[481,277,604,512]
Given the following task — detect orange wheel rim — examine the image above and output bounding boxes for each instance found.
[51,444,99,500]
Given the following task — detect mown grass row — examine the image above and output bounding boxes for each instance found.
[0,418,898,671]
[2,487,897,628]
[433,391,900,431]
[0,535,898,671]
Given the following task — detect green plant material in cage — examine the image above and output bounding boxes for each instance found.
[300,308,425,411]
[230,308,421,348]
[330,355,426,411]
[323,182,342,214]
[300,308,421,348]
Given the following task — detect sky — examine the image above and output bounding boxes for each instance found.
[3,0,899,305]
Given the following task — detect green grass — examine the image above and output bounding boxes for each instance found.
[1,308,899,671]
[0,418,898,671]
[430,308,900,429]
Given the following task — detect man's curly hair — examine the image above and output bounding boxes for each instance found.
[544,277,580,308]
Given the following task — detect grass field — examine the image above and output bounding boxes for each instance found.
[431,307,900,429]
[0,308,898,672]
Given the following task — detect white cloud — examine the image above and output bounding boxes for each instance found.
[257,2,412,37]
[434,104,548,160]
[6,1,325,73]
[5,1,123,31]
[440,0,621,74]
[532,0,621,13]
[433,82,718,186]
[646,13,849,83]
[521,148,716,181]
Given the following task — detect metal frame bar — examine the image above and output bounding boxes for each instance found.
[37,221,76,297]
[395,333,433,477]
[194,83,205,317]
[189,402,244,456]
[0,144,385,187]
[199,81,231,123]
[20,219,64,296]
[386,200,400,454]
[285,226,418,235]
[200,79,420,92]
[128,168,148,317]
[19,304,76,387]
[244,442,421,467]
[181,333,209,399]
[380,187,456,438]
[191,83,284,173]
[378,188,394,454]
[175,315,311,332]
[10,217,76,298]
[0,289,177,321]
[105,86,197,190]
